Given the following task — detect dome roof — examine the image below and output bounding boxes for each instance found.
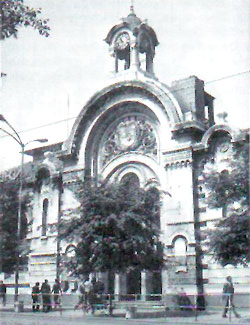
[124,11,142,30]
[105,9,159,47]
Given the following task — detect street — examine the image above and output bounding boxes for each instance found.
[0,312,249,325]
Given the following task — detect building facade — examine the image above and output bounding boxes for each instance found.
[2,8,249,298]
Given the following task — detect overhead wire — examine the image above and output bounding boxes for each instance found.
[0,69,249,140]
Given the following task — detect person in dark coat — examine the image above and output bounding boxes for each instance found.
[41,279,51,312]
[32,282,40,311]
[222,276,240,318]
[0,281,7,306]
[89,277,105,314]
[52,279,62,309]
[177,287,193,311]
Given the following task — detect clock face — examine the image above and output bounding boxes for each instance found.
[115,33,130,50]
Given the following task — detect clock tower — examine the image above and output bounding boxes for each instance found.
[105,5,159,75]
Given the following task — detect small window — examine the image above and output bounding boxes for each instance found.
[36,168,50,192]
[42,199,49,236]
[174,237,187,273]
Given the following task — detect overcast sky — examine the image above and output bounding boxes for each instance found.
[0,0,249,171]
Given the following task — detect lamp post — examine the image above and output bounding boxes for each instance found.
[0,114,48,303]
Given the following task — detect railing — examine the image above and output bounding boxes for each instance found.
[0,292,249,321]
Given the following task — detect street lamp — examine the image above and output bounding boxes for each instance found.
[0,114,48,304]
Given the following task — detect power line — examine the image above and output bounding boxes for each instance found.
[0,69,249,140]
[205,70,250,85]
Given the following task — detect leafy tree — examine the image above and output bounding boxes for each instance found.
[206,208,249,266]
[0,0,50,40]
[202,140,249,266]
[60,178,164,278]
[0,177,29,273]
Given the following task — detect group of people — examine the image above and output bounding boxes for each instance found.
[171,276,240,318]
[32,279,62,312]
[74,277,105,314]
[0,276,241,318]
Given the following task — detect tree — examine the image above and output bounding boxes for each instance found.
[202,139,249,266]
[60,178,164,278]
[0,177,29,273]
[206,208,249,266]
[0,0,50,40]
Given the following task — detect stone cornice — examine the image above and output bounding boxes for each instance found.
[62,168,84,185]
[163,147,193,168]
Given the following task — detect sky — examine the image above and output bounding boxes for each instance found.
[0,0,249,171]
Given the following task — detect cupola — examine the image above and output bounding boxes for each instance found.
[105,5,159,75]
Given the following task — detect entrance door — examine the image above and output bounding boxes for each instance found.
[127,269,141,300]
[151,271,162,300]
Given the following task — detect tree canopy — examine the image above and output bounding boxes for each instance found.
[203,141,249,211]
[0,0,50,40]
[0,177,29,273]
[60,178,164,277]
[202,139,249,266]
[206,208,249,266]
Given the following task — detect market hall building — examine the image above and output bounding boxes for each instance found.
[2,7,249,299]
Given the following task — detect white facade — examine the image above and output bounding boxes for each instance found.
[12,8,248,297]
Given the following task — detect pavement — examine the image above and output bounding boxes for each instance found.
[0,304,250,325]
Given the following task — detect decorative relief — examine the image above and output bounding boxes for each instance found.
[101,116,157,166]
[164,149,192,169]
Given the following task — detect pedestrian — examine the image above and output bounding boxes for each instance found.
[222,276,240,318]
[177,287,193,311]
[52,279,62,309]
[83,278,92,307]
[31,282,40,312]
[89,277,98,315]
[0,280,7,306]
[92,278,105,312]
[74,281,85,311]
[41,279,51,312]
[94,278,105,296]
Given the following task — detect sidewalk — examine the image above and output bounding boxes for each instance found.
[0,304,250,324]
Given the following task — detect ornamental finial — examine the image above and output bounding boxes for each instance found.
[130,0,135,14]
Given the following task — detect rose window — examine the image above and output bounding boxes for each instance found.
[100,116,157,167]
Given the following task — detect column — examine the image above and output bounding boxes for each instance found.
[141,271,153,301]
[130,40,139,71]
[161,270,169,296]
[146,53,154,74]
[114,273,127,300]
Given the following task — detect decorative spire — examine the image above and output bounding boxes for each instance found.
[130,0,135,14]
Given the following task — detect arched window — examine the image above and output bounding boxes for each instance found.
[36,168,50,192]
[173,236,187,272]
[42,199,48,236]
[121,173,140,188]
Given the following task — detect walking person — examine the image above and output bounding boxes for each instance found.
[74,281,85,310]
[41,279,51,312]
[222,276,240,318]
[74,278,92,313]
[31,282,40,311]
[0,281,7,306]
[89,277,97,315]
[83,278,92,307]
[52,279,62,310]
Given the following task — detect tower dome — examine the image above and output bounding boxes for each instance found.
[105,7,159,75]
